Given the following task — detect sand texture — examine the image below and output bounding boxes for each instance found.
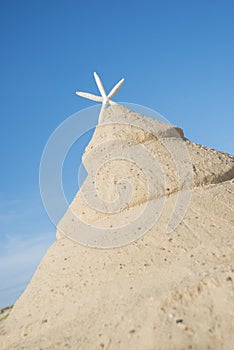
[1,105,233,350]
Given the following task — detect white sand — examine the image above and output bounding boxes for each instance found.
[1,105,233,350]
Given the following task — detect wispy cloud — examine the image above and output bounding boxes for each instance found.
[0,194,55,308]
[0,231,54,308]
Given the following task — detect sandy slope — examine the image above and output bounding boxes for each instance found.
[1,106,233,350]
[0,306,13,323]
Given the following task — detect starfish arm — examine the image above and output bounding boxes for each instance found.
[76,91,103,102]
[108,78,124,99]
[94,72,107,98]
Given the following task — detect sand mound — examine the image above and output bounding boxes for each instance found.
[1,105,233,350]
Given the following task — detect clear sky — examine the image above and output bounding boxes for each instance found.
[0,0,233,307]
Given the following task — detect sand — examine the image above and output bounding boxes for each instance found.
[0,105,233,350]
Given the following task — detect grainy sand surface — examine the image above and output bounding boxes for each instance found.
[1,106,233,350]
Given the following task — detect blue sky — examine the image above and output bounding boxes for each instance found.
[0,0,234,307]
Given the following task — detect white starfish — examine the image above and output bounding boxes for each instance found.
[76,72,124,122]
